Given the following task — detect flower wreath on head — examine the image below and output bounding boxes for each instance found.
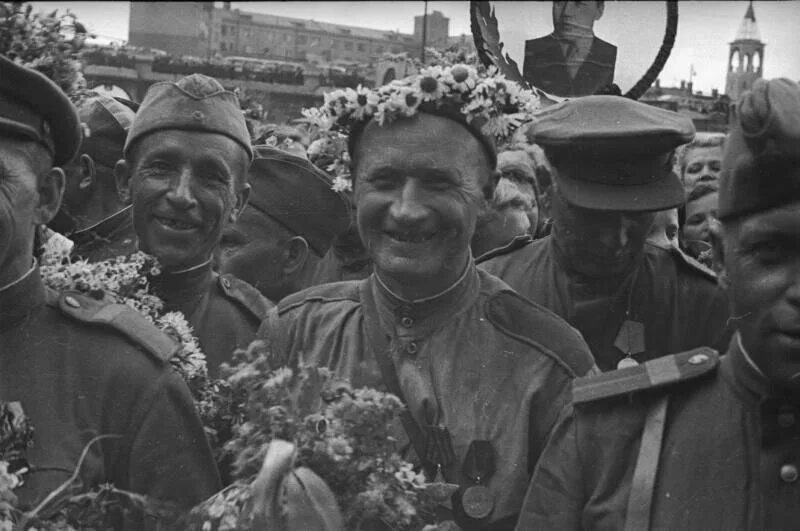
[301,63,541,192]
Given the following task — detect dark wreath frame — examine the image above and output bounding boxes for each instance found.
[470,0,679,100]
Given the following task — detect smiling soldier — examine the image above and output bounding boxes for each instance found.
[516,77,800,531]
[260,66,596,529]
[481,96,731,371]
[116,74,272,376]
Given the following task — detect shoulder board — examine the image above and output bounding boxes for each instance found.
[668,245,718,283]
[572,347,719,405]
[277,280,361,314]
[485,288,595,377]
[474,234,534,265]
[218,274,274,321]
[57,291,178,363]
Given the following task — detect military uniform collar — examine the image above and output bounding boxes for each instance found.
[723,332,800,404]
[149,259,214,310]
[70,205,134,248]
[0,263,46,333]
[370,259,480,340]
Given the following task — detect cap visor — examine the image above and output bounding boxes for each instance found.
[556,172,685,212]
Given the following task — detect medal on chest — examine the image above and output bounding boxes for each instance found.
[614,319,646,368]
[614,271,645,369]
[422,426,459,509]
[460,440,496,520]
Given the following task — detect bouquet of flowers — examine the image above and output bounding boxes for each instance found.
[188,340,442,530]
[0,2,91,102]
[0,402,34,528]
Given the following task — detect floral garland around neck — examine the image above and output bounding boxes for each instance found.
[301,62,541,192]
[39,248,208,391]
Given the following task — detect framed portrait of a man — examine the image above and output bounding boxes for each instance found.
[472,1,676,100]
[523,1,616,97]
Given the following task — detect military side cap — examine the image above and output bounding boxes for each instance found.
[125,73,252,160]
[78,93,136,167]
[529,95,695,212]
[248,145,350,256]
[572,347,719,404]
[719,78,800,221]
[0,54,81,166]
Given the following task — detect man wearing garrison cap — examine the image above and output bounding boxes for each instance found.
[481,96,731,371]
[47,93,138,261]
[260,66,596,529]
[0,56,219,520]
[216,145,349,302]
[115,74,271,376]
[515,78,800,530]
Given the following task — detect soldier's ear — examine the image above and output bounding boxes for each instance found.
[114,159,132,203]
[79,154,96,191]
[283,236,310,276]
[35,167,65,225]
[230,183,251,223]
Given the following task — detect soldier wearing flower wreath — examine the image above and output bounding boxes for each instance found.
[115,73,272,376]
[516,77,800,531]
[480,96,731,371]
[260,64,597,529]
[0,56,219,519]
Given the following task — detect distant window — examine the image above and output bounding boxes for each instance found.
[297,34,308,45]
[221,42,227,51]
[221,25,227,36]
[375,46,384,54]
[344,41,353,50]
[284,33,292,43]
[357,42,365,52]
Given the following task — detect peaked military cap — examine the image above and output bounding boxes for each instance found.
[78,93,136,167]
[0,54,81,166]
[248,145,350,256]
[125,73,252,160]
[529,95,695,212]
[719,78,800,221]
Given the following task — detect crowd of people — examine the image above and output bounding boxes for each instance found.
[2,31,800,529]
[79,44,373,89]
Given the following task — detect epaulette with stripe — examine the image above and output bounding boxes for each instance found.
[572,347,719,405]
[218,273,274,321]
[56,291,179,363]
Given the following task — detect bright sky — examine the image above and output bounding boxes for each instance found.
[31,1,800,94]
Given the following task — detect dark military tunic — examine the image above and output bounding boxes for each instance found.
[69,205,138,263]
[260,264,596,528]
[480,236,731,371]
[518,334,800,530]
[0,267,220,514]
[149,261,272,377]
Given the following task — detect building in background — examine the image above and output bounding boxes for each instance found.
[724,1,764,102]
[129,2,421,65]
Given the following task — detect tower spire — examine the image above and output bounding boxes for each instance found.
[725,1,765,101]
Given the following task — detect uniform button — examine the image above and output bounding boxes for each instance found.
[778,412,796,428]
[406,341,418,355]
[192,110,204,120]
[688,353,709,365]
[64,295,81,308]
[780,464,798,483]
[400,316,414,328]
[222,278,231,289]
